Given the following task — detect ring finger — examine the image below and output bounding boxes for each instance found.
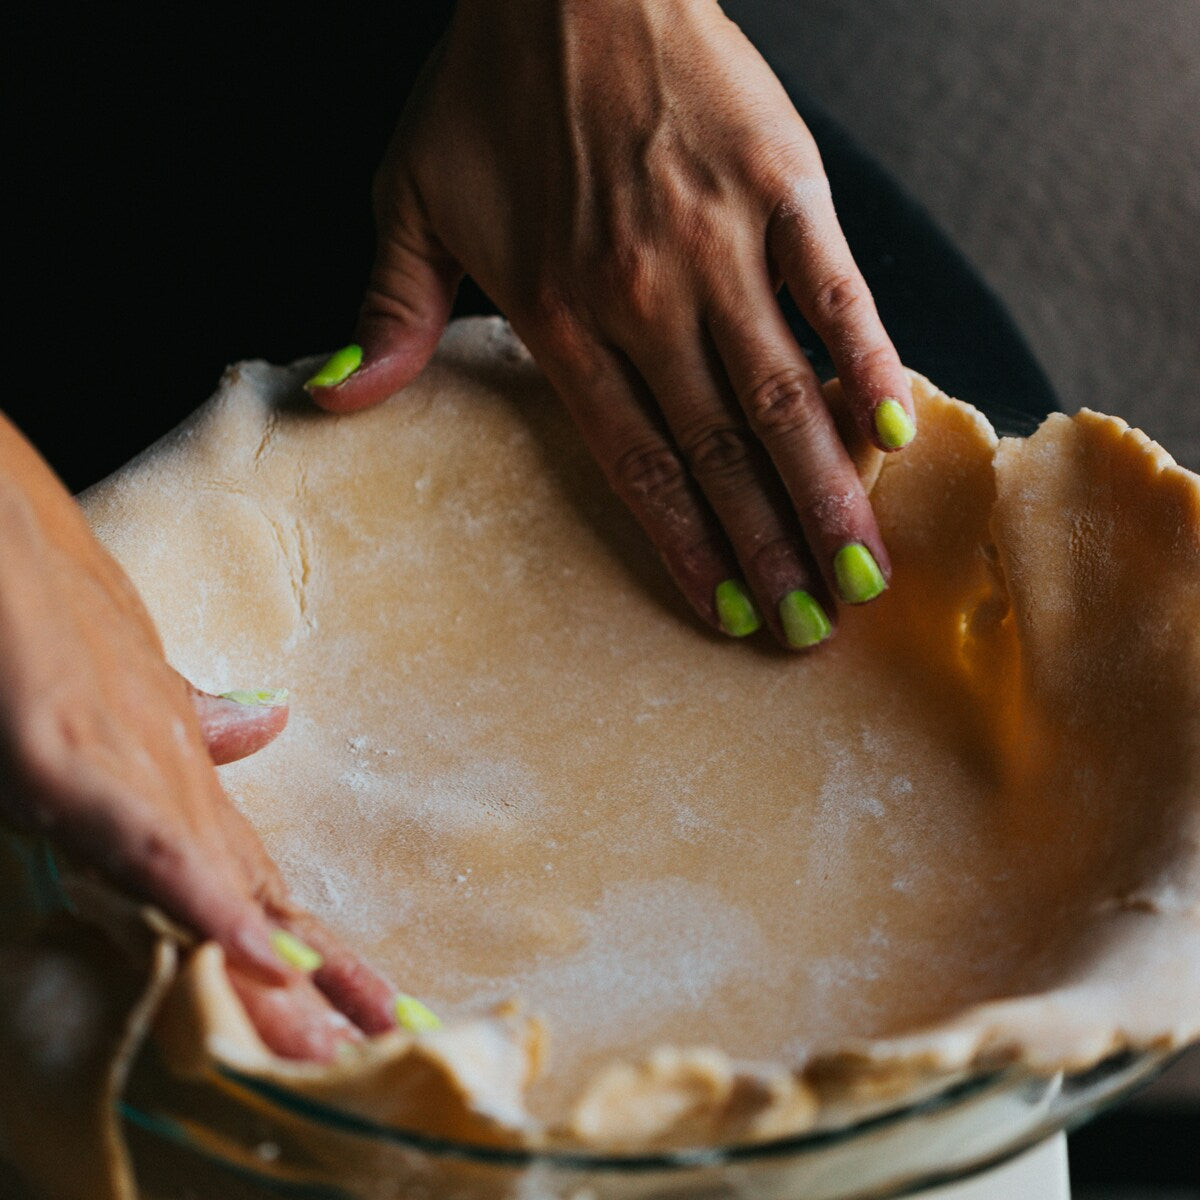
[627,323,834,650]
[708,276,892,609]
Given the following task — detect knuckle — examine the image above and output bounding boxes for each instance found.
[611,441,690,511]
[524,282,590,367]
[685,423,755,487]
[597,246,662,328]
[748,535,803,583]
[361,273,428,332]
[742,369,824,439]
[761,158,827,218]
[13,693,101,800]
[138,828,184,879]
[850,339,899,378]
[373,219,426,268]
[254,873,293,912]
[810,269,869,328]
[768,146,830,192]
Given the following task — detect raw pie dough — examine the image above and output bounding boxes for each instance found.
[4,317,1200,1193]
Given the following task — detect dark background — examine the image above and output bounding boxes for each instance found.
[6,5,1194,1194]
[9,4,1059,494]
[9,6,451,493]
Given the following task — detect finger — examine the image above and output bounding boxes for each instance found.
[628,327,834,649]
[227,965,362,1063]
[768,186,915,453]
[271,908,401,1037]
[187,681,289,766]
[307,183,461,413]
[526,328,753,637]
[206,801,404,1036]
[128,836,298,987]
[709,281,891,607]
[50,785,298,987]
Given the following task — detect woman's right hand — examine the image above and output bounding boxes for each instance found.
[0,413,400,1060]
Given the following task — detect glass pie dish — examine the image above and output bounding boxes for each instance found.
[117,1034,1174,1199]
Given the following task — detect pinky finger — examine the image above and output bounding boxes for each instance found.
[186,680,289,766]
[270,908,400,1036]
[768,191,915,452]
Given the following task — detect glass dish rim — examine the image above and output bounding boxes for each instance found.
[192,1046,1173,1173]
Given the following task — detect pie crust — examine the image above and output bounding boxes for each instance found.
[3,317,1199,1197]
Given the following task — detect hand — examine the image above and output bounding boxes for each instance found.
[0,415,398,1060]
[308,0,914,649]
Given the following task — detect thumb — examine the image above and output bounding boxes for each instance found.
[306,188,461,414]
[187,681,290,766]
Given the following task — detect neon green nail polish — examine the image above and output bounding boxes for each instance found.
[874,398,916,450]
[218,688,289,707]
[715,579,761,637]
[834,544,887,604]
[304,343,363,390]
[270,929,323,973]
[394,993,443,1033]
[779,590,832,648]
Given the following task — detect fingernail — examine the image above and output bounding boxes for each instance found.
[874,398,916,450]
[834,544,887,604]
[269,929,324,973]
[779,590,832,648]
[394,993,443,1033]
[714,579,762,637]
[230,921,293,984]
[218,688,289,707]
[304,343,363,390]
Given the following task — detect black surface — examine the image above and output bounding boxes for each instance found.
[9,6,451,493]
[1070,1108,1200,1191]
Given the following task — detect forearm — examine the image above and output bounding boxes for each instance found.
[0,413,95,559]
[0,412,147,626]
